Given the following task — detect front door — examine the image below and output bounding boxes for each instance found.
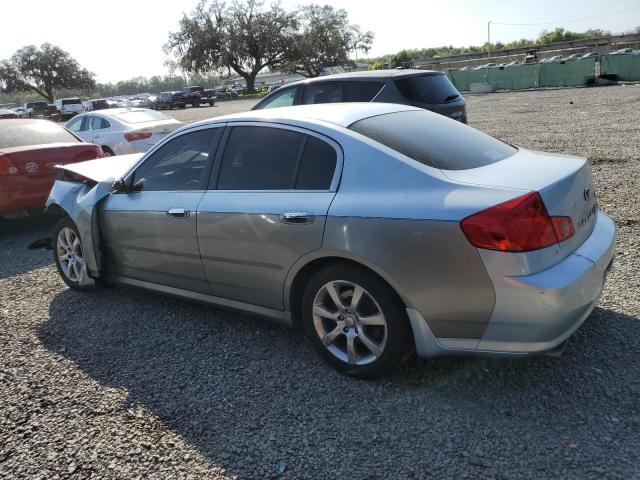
[100,126,223,293]
[197,124,341,309]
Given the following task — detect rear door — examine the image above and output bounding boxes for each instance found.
[100,126,223,292]
[197,123,342,309]
[300,81,384,105]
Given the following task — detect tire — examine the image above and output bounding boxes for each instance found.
[208,100,214,107]
[301,264,411,379]
[53,217,95,290]
[102,147,114,157]
[192,98,200,108]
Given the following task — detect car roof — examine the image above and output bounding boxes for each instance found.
[193,102,420,129]
[81,108,149,116]
[284,69,442,86]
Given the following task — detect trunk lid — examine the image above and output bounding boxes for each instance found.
[1,143,104,177]
[442,148,598,255]
[56,153,143,182]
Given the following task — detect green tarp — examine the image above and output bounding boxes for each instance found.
[448,58,597,92]
[600,54,640,81]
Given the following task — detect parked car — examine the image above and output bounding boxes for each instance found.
[581,52,598,59]
[0,119,103,219]
[215,88,239,98]
[65,108,184,156]
[0,108,19,119]
[54,98,84,119]
[473,63,497,70]
[153,91,188,110]
[84,99,110,111]
[253,69,467,124]
[505,60,521,67]
[46,103,615,378]
[126,97,150,108]
[22,101,57,118]
[611,48,634,55]
[563,54,582,61]
[181,86,216,107]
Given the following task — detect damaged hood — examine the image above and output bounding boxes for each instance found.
[56,153,143,182]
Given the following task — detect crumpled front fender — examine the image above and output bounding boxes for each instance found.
[46,179,113,280]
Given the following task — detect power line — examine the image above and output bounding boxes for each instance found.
[491,7,640,26]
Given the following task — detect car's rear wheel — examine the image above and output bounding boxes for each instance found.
[302,264,410,379]
[102,147,114,157]
[54,218,94,290]
[192,99,200,108]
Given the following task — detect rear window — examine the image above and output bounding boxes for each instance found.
[189,86,204,92]
[114,110,171,124]
[91,100,109,110]
[349,110,516,170]
[0,120,79,148]
[62,98,82,105]
[395,74,460,104]
[28,102,48,108]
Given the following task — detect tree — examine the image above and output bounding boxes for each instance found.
[390,50,412,68]
[0,44,95,103]
[165,0,297,93]
[284,4,373,77]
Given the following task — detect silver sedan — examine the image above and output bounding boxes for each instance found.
[46,103,615,378]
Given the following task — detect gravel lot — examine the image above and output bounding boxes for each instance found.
[2,86,639,479]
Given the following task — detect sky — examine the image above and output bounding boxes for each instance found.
[1,0,639,83]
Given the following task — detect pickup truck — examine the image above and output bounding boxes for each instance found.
[22,101,58,118]
[181,86,216,107]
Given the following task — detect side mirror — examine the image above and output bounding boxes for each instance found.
[110,178,128,193]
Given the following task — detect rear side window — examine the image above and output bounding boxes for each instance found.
[395,74,460,104]
[217,127,337,190]
[349,110,516,170]
[0,120,79,148]
[302,81,383,105]
[62,98,82,105]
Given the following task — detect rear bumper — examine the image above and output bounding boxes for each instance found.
[410,211,616,357]
[0,174,55,217]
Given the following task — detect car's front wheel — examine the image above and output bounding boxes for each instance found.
[54,218,94,290]
[302,264,411,379]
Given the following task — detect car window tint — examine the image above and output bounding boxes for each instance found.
[66,117,83,132]
[218,127,305,190]
[259,88,296,109]
[101,118,111,129]
[132,129,216,191]
[89,116,104,130]
[342,82,384,102]
[349,110,516,170]
[295,137,337,190]
[302,82,341,104]
[394,74,460,104]
[0,120,79,148]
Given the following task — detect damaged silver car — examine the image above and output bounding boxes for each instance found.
[47,103,615,378]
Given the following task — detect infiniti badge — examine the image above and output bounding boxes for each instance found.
[583,187,591,201]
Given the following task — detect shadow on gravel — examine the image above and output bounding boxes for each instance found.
[0,214,57,279]
[39,288,640,478]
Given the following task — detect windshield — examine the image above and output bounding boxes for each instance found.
[114,110,172,124]
[0,120,79,148]
[395,74,461,104]
[349,110,516,170]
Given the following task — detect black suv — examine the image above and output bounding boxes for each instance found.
[154,91,188,110]
[252,70,466,123]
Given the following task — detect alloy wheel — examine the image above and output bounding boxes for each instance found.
[56,227,85,283]
[312,280,388,366]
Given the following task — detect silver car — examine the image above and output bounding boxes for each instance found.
[46,103,615,379]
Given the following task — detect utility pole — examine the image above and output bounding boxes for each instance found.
[488,20,492,58]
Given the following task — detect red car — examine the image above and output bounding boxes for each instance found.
[0,119,104,219]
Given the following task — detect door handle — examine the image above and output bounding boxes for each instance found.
[166,208,190,218]
[280,212,314,225]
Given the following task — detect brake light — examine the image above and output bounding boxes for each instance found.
[460,192,574,252]
[0,155,19,176]
[124,132,152,142]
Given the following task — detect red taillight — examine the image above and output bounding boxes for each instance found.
[0,155,19,176]
[460,192,574,252]
[124,132,152,142]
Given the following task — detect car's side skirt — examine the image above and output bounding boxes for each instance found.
[113,275,293,327]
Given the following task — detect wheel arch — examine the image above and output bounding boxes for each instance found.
[285,251,413,331]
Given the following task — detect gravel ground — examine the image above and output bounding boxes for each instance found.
[1,85,639,479]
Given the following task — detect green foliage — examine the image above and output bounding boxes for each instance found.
[0,44,95,103]
[165,0,297,92]
[390,50,413,68]
[283,4,373,77]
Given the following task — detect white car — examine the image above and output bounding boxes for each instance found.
[65,108,184,156]
[54,98,84,119]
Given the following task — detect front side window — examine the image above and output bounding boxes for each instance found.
[217,127,337,190]
[258,87,297,110]
[131,129,218,191]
